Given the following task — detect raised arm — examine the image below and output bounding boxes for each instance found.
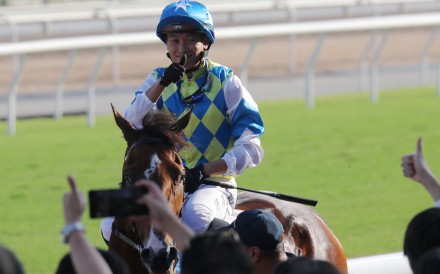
[401,138,440,205]
[62,176,113,274]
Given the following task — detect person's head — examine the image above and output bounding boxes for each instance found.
[181,230,254,274]
[228,209,286,263]
[414,247,440,274]
[274,256,341,274]
[156,0,214,70]
[0,244,24,274]
[55,249,130,274]
[403,207,440,270]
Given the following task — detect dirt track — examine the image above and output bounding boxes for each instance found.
[1,27,440,96]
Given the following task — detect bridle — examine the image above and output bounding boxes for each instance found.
[120,134,185,187]
[120,136,164,188]
[112,134,184,268]
[112,221,147,257]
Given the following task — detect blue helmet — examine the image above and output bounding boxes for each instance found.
[156,0,215,45]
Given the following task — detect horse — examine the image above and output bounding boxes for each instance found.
[107,104,191,274]
[235,192,348,273]
[108,105,348,274]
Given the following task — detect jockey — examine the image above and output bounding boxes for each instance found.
[123,0,264,234]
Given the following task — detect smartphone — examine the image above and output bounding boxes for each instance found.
[88,188,149,218]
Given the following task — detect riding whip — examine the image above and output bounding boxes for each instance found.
[203,180,318,207]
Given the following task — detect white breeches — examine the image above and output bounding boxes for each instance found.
[182,183,237,234]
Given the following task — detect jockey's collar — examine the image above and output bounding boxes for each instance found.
[187,58,205,73]
[185,59,206,80]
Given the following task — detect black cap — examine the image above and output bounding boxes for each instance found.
[230,209,284,251]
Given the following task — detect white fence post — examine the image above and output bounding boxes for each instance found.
[55,50,78,120]
[239,38,259,88]
[305,34,326,109]
[370,30,389,104]
[7,54,28,136]
[87,47,108,128]
[419,27,439,86]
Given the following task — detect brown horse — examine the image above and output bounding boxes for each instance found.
[236,192,348,273]
[108,105,191,274]
[109,105,348,274]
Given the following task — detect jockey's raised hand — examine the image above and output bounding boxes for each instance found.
[184,165,208,194]
[401,138,440,204]
[159,54,187,87]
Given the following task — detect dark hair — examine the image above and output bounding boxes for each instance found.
[0,245,24,274]
[274,256,341,274]
[414,247,440,274]
[55,248,130,274]
[260,248,284,261]
[403,207,440,270]
[181,231,254,274]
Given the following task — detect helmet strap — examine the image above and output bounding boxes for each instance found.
[186,52,205,74]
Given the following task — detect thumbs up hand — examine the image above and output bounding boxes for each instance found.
[159,54,187,87]
[401,138,440,203]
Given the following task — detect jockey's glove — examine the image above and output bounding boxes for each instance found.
[159,55,186,87]
[184,165,208,194]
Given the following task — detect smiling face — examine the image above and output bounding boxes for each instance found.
[164,25,210,70]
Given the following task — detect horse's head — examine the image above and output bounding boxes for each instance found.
[110,104,191,274]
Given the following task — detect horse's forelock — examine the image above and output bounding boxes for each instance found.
[140,111,186,151]
[141,110,177,132]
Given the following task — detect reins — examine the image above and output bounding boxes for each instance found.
[112,222,145,253]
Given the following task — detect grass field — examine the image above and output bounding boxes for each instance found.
[1,86,439,273]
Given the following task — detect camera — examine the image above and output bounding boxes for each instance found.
[88,188,149,218]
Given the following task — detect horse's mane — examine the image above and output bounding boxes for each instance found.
[139,110,187,151]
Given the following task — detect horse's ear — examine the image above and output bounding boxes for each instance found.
[111,103,137,143]
[171,108,192,133]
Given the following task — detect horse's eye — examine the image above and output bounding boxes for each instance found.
[124,175,132,184]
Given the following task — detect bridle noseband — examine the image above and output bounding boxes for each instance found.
[112,221,145,253]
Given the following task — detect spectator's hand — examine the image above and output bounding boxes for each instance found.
[159,55,187,87]
[184,165,208,194]
[134,179,174,231]
[134,179,195,250]
[401,138,435,184]
[63,176,85,224]
[402,138,440,203]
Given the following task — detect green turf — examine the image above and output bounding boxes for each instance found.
[1,87,439,273]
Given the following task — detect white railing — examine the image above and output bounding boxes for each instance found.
[1,0,439,25]
[347,252,412,274]
[2,12,440,135]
